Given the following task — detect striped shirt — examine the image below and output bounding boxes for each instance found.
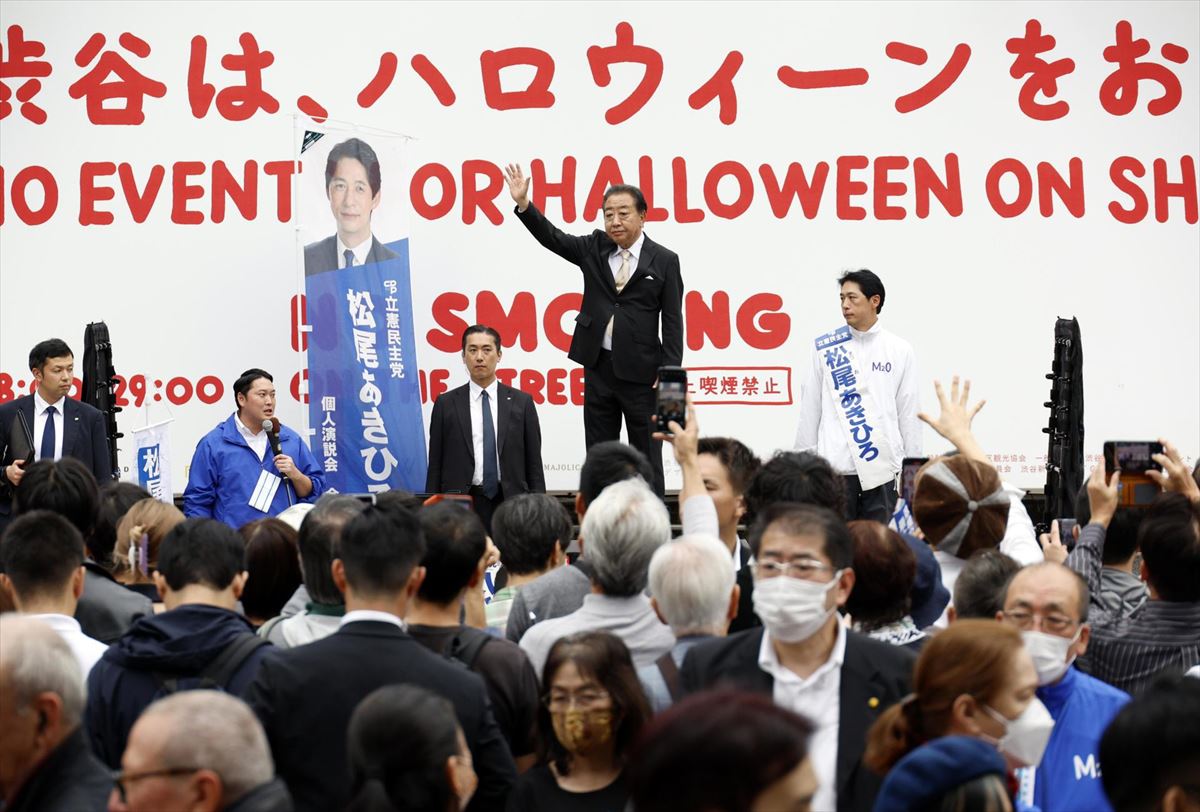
[1068,523,1200,695]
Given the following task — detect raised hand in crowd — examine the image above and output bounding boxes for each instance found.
[1148,439,1200,503]
[1085,460,1121,528]
[1038,520,1070,565]
[652,395,704,505]
[916,376,989,464]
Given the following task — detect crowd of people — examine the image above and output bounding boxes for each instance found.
[1,359,1198,812]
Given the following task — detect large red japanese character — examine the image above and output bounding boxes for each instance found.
[187,33,279,121]
[358,52,398,108]
[587,22,662,125]
[886,41,971,113]
[1006,20,1075,121]
[1,25,52,124]
[411,54,456,106]
[777,63,869,90]
[481,47,555,110]
[68,32,166,125]
[689,51,743,125]
[1100,20,1188,116]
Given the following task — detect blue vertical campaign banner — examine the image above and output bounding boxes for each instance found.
[299,126,426,493]
[131,420,173,503]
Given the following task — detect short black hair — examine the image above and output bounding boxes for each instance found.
[952,549,1020,620]
[232,368,272,410]
[337,502,426,598]
[1,510,85,601]
[93,482,152,569]
[747,502,853,570]
[460,325,502,354]
[1100,674,1200,812]
[697,437,762,495]
[299,494,364,604]
[326,137,382,197]
[13,458,100,537]
[491,494,572,576]
[1138,493,1200,602]
[1074,479,1144,565]
[603,184,647,215]
[579,441,654,508]
[373,489,425,512]
[416,502,486,605]
[744,451,845,521]
[156,518,246,592]
[28,338,73,371]
[838,269,885,314]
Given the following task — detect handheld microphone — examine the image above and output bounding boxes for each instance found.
[264,417,283,456]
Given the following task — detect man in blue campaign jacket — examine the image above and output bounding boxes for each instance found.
[184,368,325,529]
[1000,563,1129,812]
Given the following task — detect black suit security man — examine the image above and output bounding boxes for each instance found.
[505,164,683,496]
[426,325,545,531]
[1,338,113,529]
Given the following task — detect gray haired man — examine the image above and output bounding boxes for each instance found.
[638,535,741,712]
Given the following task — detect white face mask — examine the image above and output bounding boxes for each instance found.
[982,698,1056,767]
[752,570,843,643]
[1023,628,1081,686]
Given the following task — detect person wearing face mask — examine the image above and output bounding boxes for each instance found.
[681,503,915,812]
[508,631,651,811]
[999,563,1130,812]
[865,620,1053,811]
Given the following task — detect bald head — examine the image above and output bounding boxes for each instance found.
[1003,562,1090,625]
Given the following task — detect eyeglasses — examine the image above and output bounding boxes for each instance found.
[1001,609,1078,635]
[755,559,834,581]
[543,690,610,712]
[111,767,200,802]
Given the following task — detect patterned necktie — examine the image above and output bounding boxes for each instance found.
[606,249,632,343]
[343,248,355,268]
[481,390,499,499]
[40,405,57,461]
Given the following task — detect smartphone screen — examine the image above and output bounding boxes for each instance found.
[1103,441,1164,507]
[656,367,687,433]
[900,457,929,504]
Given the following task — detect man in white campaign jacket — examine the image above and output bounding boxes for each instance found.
[795,269,921,522]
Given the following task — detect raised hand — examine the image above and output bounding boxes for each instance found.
[1147,438,1200,503]
[504,163,530,211]
[916,376,988,462]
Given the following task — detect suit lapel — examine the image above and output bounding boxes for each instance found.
[453,386,474,463]
[836,634,884,801]
[496,385,512,456]
[734,629,774,694]
[624,237,658,292]
[18,396,36,447]
[60,398,77,457]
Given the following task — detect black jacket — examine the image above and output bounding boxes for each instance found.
[515,203,683,384]
[243,620,516,812]
[426,382,545,497]
[681,627,915,812]
[4,727,111,812]
[0,394,113,519]
[85,604,270,768]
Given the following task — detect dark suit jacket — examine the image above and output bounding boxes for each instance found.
[681,627,915,812]
[728,540,761,634]
[515,204,683,385]
[426,382,545,497]
[0,394,113,518]
[303,234,399,276]
[243,620,516,812]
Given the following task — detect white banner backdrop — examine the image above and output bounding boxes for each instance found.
[1,1,1196,492]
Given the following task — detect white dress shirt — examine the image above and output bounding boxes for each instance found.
[602,232,645,351]
[795,321,922,476]
[339,609,405,630]
[32,390,65,462]
[28,613,108,677]
[759,621,847,812]
[235,413,269,461]
[469,379,501,487]
[337,235,372,268]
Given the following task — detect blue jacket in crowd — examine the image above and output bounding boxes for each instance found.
[85,604,272,768]
[1024,665,1130,812]
[184,414,325,529]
